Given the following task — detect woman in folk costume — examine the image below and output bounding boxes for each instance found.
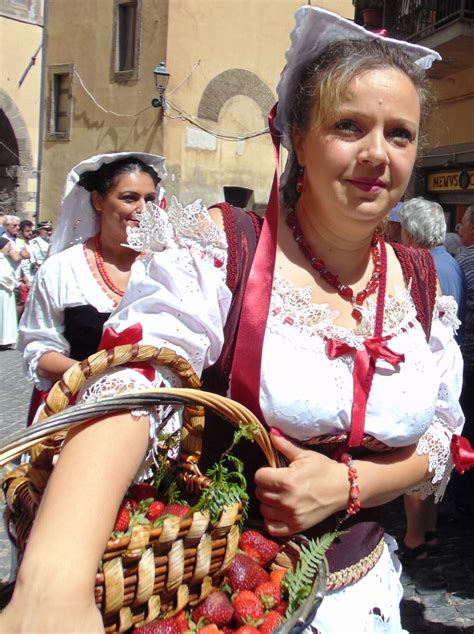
[18,152,166,422]
[1,7,467,633]
[0,237,18,348]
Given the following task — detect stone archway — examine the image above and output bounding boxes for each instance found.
[0,90,34,216]
[197,69,274,123]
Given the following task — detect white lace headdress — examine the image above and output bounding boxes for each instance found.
[49,152,167,256]
[275,6,442,150]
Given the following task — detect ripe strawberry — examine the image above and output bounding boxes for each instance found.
[235,627,260,634]
[255,582,281,611]
[192,591,234,626]
[258,610,282,634]
[146,500,166,521]
[174,611,190,633]
[240,546,262,562]
[129,483,157,502]
[113,505,130,532]
[274,601,288,616]
[232,590,264,626]
[159,504,192,518]
[197,625,221,634]
[125,497,139,511]
[239,531,280,565]
[269,569,286,590]
[136,616,181,634]
[226,554,269,592]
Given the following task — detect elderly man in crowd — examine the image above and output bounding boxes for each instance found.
[400,197,466,316]
[398,197,466,559]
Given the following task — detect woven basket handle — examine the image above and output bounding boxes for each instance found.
[40,344,201,419]
[0,345,280,472]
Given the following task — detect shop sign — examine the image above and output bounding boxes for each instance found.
[427,169,474,192]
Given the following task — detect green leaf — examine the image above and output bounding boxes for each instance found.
[283,532,342,618]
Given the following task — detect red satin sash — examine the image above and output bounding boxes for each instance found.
[230,104,281,422]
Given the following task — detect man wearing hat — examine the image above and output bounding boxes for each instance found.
[29,220,52,272]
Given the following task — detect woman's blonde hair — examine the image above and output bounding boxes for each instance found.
[282,38,434,205]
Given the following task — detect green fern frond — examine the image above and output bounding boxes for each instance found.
[284,531,342,618]
[194,423,253,524]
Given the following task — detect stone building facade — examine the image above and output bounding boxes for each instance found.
[38,0,353,218]
[0,0,44,220]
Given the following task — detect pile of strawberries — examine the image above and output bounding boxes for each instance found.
[113,483,191,533]
[136,530,288,634]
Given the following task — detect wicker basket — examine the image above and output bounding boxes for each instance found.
[0,344,326,633]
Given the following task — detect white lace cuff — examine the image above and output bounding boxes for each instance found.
[25,343,69,391]
[409,417,453,501]
[436,295,461,333]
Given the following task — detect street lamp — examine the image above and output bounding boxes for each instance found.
[151,62,170,109]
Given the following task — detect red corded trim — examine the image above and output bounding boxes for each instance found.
[209,202,238,293]
[391,242,436,340]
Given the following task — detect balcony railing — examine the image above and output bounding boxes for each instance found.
[384,0,474,42]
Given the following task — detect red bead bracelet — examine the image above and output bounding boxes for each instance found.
[338,452,361,523]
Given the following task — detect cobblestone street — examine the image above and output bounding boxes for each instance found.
[0,348,473,631]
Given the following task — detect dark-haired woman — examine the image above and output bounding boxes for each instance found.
[19,152,166,400]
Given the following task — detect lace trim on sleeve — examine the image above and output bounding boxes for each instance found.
[25,342,69,391]
[435,295,461,332]
[409,417,453,501]
[126,197,227,270]
[78,366,183,482]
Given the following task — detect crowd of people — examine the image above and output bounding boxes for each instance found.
[0,6,474,633]
[0,213,52,348]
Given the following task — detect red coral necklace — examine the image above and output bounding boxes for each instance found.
[94,233,125,298]
[286,209,382,322]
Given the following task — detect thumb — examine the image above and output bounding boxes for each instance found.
[269,428,307,463]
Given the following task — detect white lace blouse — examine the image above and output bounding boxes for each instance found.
[87,199,465,500]
[18,243,117,391]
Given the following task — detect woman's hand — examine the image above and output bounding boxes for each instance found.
[254,430,346,536]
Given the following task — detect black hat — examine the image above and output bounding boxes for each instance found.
[0,237,10,249]
[37,220,53,229]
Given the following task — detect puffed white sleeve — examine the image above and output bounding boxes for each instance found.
[107,245,232,374]
[17,257,70,391]
[412,295,465,500]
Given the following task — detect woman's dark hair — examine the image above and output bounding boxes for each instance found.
[78,157,160,196]
[282,38,435,205]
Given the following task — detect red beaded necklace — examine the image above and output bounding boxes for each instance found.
[94,233,125,298]
[286,210,382,322]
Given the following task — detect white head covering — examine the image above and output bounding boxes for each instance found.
[275,6,441,150]
[50,151,167,256]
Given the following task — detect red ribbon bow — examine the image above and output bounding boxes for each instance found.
[451,434,474,475]
[98,323,155,382]
[326,336,405,448]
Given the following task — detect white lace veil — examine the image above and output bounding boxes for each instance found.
[49,152,167,256]
[275,6,441,151]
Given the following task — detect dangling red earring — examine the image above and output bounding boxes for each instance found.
[296,166,304,194]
